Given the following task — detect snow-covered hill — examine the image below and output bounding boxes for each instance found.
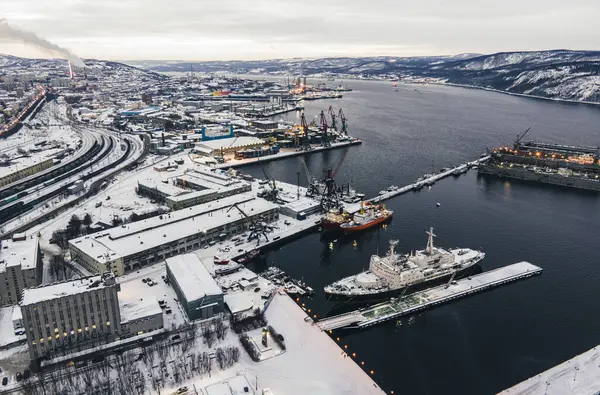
[130,50,600,103]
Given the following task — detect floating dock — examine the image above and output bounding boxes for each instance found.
[368,155,490,204]
[316,261,542,331]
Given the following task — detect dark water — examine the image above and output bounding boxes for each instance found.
[245,80,600,395]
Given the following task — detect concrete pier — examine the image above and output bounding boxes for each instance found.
[368,155,491,204]
[317,261,542,331]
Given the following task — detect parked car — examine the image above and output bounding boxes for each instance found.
[2,377,8,385]
[15,373,22,382]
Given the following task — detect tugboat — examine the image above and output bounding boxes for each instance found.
[340,203,393,233]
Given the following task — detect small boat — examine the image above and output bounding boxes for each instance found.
[452,168,462,176]
[234,249,260,264]
[436,203,441,207]
[378,190,387,195]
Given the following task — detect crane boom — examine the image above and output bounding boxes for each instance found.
[328,106,337,131]
[515,127,532,145]
[227,203,249,218]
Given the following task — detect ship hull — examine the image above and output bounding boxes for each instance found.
[340,213,393,233]
[324,264,480,301]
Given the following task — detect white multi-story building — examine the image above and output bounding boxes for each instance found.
[69,195,279,276]
[20,273,122,360]
[0,236,43,306]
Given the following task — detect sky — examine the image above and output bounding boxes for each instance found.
[1,0,600,61]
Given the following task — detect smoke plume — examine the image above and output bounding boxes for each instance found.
[0,19,85,67]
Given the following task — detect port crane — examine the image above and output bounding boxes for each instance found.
[514,127,532,147]
[338,109,348,135]
[320,148,350,211]
[328,106,337,131]
[260,167,282,203]
[319,110,331,147]
[300,158,321,197]
[299,112,312,151]
[227,203,271,245]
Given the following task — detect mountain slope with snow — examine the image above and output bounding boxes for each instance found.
[131,50,600,103]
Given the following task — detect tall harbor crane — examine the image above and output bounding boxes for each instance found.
[514,127,532,147]
[260,167,282,203]
[338,108,348,135]
[319,110,331,147]
[300,111,311,150]
[320,148,350,210]
[328,106,337,131]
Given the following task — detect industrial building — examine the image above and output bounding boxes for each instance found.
[193,136,266,157]
[166,254,224,320]
[0,157,53,187]
[69,195,279,276]
[20,273,122,360]
[137,170,252,210]
[0,236,43,306]
[119,296,164,337]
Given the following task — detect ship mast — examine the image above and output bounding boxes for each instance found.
[388,240,399,256]
[425,227,436,254]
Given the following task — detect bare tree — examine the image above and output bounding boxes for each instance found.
[214,317,227,341]
[202,325,215,348]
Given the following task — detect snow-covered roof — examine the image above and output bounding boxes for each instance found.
[0,237,39,272]
[69,195,277,264]
[21,274,117,306]
[224,292,254,314]
[197,136,265,151]
[138,179,189,197]
[166,254,222,302]
[120,296,162,324]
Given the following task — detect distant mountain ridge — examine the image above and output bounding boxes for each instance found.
[129,50,600,103]
[1,50,598,103]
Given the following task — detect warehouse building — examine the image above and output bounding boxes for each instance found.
[20,273,122,360]
[0,236,43,306]
[166,254,224,320]
[119,296,164,337]
[69,195,279,276]
[193,136,265,157]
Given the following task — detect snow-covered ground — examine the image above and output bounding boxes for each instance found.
[499,344,600,395]
[0,306,25,348]
[159,293,385,395]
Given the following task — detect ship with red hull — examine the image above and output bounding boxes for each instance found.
[340,205,393,233]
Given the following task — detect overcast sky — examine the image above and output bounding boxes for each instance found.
[1,0,599,61]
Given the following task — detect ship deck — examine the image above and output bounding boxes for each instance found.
[316,261,542,331]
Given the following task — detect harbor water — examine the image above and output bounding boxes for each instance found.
[244,80,600,395]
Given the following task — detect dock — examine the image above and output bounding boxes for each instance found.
[214,139,362,169]
[499,344,600,395]
[316,261,542,331]
[368,155,491,204]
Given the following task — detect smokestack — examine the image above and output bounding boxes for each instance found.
[0,19,85,68]
[303,77,307,87]
[161,132,165,146]
[68,60,74,79]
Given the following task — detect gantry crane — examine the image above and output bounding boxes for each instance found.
[227,203,271,245]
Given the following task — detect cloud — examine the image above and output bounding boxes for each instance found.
[0,0,599,60]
